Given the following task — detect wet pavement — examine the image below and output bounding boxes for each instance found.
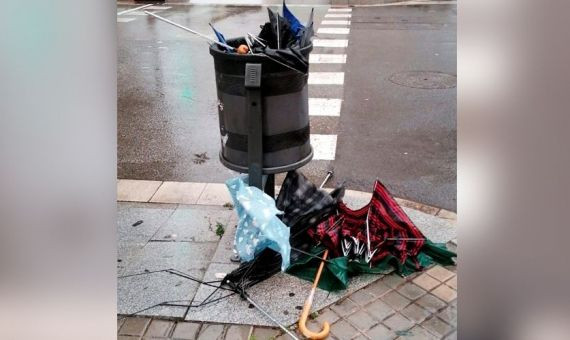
[118,2,456,211]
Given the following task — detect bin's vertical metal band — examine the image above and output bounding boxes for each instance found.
[244,63,263,190]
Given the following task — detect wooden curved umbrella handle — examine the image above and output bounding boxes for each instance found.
[298,250,330,339]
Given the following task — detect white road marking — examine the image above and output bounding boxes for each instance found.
[328,8,352,12]
[146,6,172,10]
[117,17,136,23]
[310,135,337,160]
[309,54,347,64]
[321,20,351,25]
[317,27,350,35]
[325,13,352,18]
[309,98,342,117]
[309,72,345,85]
[312,39,349,47]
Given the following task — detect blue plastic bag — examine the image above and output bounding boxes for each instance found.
[226,175,291,271]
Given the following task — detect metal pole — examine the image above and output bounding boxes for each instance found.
[117,3,153,16]
[144,11,235,51]
[244,294,300,340]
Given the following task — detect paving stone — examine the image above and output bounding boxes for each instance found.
[330,319,359,340]
[383,313,414,332]
[381,291,411,311]
[363,280,391,297]
[400,304,432,324]
[352,334,369,340]
[416,294,447,313]
[252,326,281,339]
[118,336,141,340]
[144,319,174,337]
[171,322,201,339]
[197,183,232,205]
[314,308,340,324]
[445,330,458,340]
[422,317,454,338]
[412,274,440,291]
[364,299,395,321]
[117,202,176,244]
[445,276,457,290]
[426,266,454,282]
[349,289,377,306]
[224,325,251,340]
[118,318,126,332]
[366,323,396,340]
[431,284,457,303]
[397,283,426,300]
[119,317,151,336]
[196,324,225,340]
[150,205,233,243]
[150,181,206,205]
[382,275,406,289]
[118,179,162,202]
[437,306,457,325]
[347,308,379,331]
[330,298,360,317]
[395,325,438,340]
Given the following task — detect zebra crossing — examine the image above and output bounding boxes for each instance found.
[309,7,351,161]
[116,5,171,22]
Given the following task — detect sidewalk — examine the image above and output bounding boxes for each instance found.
[117,179,456,339]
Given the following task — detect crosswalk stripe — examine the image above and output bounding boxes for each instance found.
[328,8,352,12]
[309,98,342,117]
[317,27,350,35]
[117,17,136,23]
[310,135,337,160]
[312,39,349,47]
[321,20,351,25]
[308,72,345,85]
[309,54,347,64]
[146,6,171,10]
[325,13,352,18]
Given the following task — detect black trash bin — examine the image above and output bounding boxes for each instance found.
[210,38,313,175]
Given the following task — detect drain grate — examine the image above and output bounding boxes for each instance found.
[389,71,456,89]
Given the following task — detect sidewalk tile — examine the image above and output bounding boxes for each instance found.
[426,266,454,282]
[400,304,432,324]
[144,319,174,337]
[197,324,225,339]
[330,319,359,339]
[349,289,376,306]
[118,202,176,244]
[118,179,162,202]
[352,334,369,340]
[431,284,457,303]
[437,306,457,325]
[224,325,251,340]
[394,198,439,215]
[381,291,411,311]
[119,317,151,336]
[412,274,440,291]
[445,330,458,340]
[422,317,454,338]
[397,283,426,300]
[171,322,201,339]
[366,323,396,340]
[364,300,395,321]
[416,294,447,313]
[363,280,391,298]
[347,308,379,331]
[150,181,206,204]
[330,298,360,317]
[118,318,126,331]
[395,325,438,340]
[118,336,141,340]
[252,327,280,339]
[445,276,457,290]
[315,308,340,324]
[383,275,406,289]
[197,183,232,205]
[436,209,457,220]
[383,313,414,332]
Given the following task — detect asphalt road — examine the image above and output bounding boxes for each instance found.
[117,2,456,211]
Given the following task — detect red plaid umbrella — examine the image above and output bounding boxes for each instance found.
[338,180,426,268]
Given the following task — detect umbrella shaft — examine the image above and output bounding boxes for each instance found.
[245,295,299,340]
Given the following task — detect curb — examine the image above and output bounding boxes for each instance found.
[117,179,457,222]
